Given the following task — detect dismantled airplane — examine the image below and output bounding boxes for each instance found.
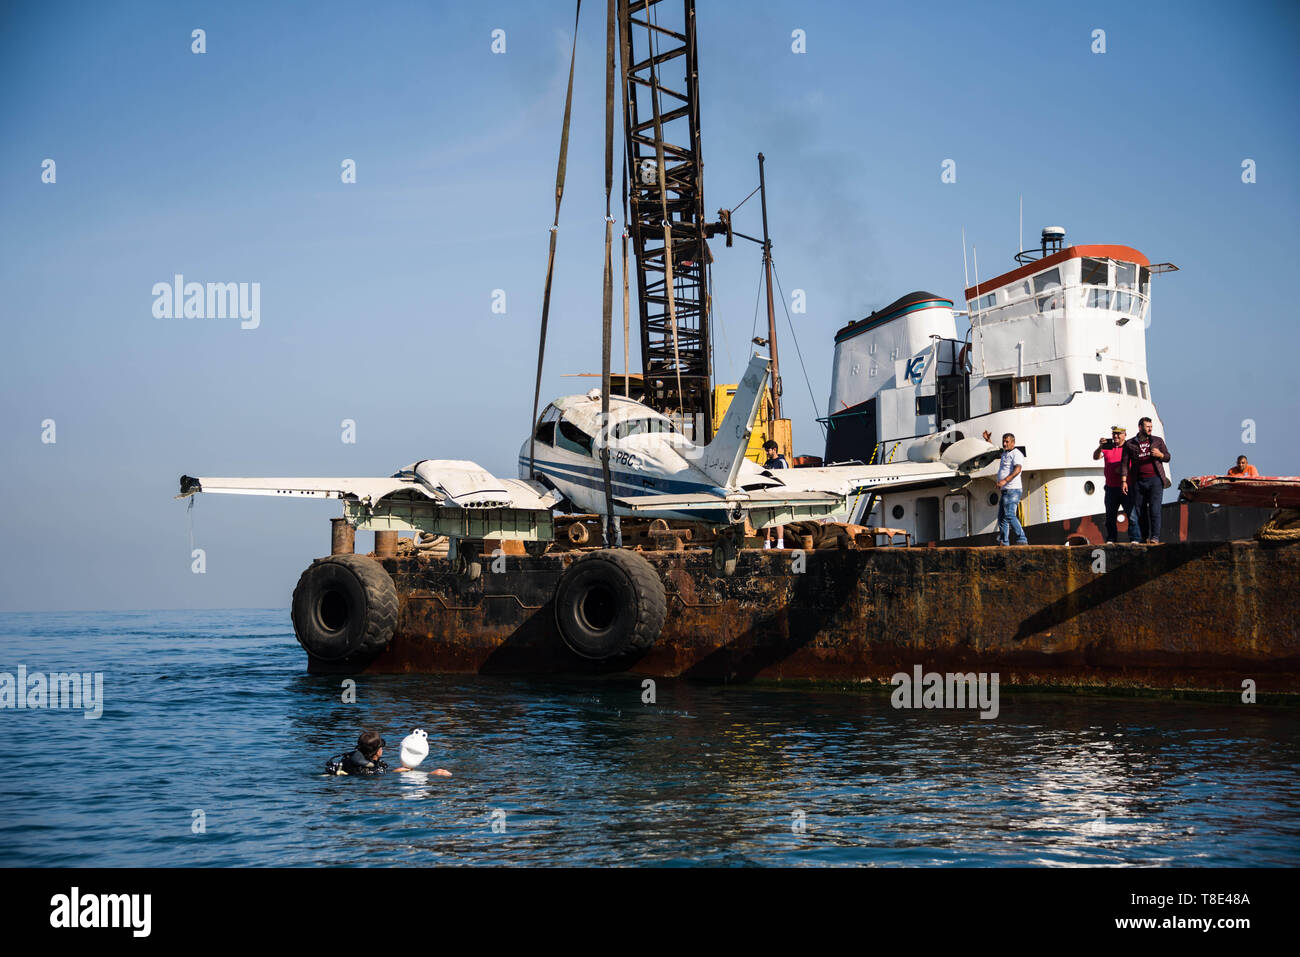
[178,354,1001,570]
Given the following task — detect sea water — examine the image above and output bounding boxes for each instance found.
[1,610,1296,866]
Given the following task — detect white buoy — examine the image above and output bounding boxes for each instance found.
[400,728,429,769]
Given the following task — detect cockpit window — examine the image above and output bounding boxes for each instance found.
[613,417,675,439]
[534,421,555,445]
[557,419,594,455]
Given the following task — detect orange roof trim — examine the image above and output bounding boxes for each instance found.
[964,245,1150,301]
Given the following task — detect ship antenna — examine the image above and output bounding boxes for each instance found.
[1018,195,1023,258]
[962,227,970,291]
[972,246,981,321]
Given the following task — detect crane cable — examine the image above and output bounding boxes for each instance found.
[599,0,617,543]
[770,261,827,440]
[618,0,632,403]
[528,0,582,480]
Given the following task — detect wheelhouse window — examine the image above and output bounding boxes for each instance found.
[1033,268,1062,293]
[1140,381,1148,399]
[1080,258,1109,285]
[1125,377,1138,396]
[1083,373,1102,392]
[1086,287,1113,309]
[991,375,1046,409]
[1115,261,1137,290]
[1106,375,1123,394]
[1012,375,1036,407]
[1034,268,1062,312]
[989,376,1013,412]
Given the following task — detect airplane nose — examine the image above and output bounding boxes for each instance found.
[939,437,1001,473]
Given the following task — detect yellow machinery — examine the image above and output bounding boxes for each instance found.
[713,384,792,463]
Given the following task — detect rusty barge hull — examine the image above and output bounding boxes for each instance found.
[310,541,1300,694]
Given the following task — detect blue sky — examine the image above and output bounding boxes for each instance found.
[2,0,1297,610]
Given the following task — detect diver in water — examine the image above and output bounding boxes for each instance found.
[326,730,389,776]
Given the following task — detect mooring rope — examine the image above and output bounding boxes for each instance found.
[1256,508,1300,542]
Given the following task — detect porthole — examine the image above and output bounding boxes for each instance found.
[951,501,962,514]
[988,492,999,507]
[1084,480,1096,494]
[891,504,905,520]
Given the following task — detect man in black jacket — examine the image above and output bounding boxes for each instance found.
[328,730,389,776]
[1120,417,1172,544]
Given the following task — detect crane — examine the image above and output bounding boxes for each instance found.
[617,0,792,460]
[618,0,725,442]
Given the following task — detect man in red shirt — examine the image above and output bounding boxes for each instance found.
[1093,425,1138,542]
[1227,455,1260,478]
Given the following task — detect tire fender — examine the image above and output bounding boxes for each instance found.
[291,554,399,662]
[553,549,666,660]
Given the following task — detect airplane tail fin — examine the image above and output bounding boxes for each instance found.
[694,353,771,488]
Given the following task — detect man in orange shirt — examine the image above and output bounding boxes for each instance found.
[1227,455,1260,478]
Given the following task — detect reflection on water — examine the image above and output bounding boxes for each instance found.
[0,610,1296,866]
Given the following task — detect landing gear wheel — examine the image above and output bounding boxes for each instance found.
[291,554,398,662]
[553,549,666,660]
[454,543,482,581]
[711,531,739,578]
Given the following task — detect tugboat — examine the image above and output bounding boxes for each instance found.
[822,227,1195,543]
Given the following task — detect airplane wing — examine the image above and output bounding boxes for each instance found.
[781,460,978,496]
[614,489,843,512]
[178,459,560,511]
[614,455,993,514]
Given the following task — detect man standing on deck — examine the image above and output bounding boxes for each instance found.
[1121,417,1172,544]
[761,439,790,549]
[1094,425,1139,543]
[986,431,1028,546]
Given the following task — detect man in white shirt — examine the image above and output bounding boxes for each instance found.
[985,431,1027,545]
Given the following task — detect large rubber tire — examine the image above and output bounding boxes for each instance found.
[291,554,399,662]
[554,549,666,660]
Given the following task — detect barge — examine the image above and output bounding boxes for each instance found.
[303,526,1300,696]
